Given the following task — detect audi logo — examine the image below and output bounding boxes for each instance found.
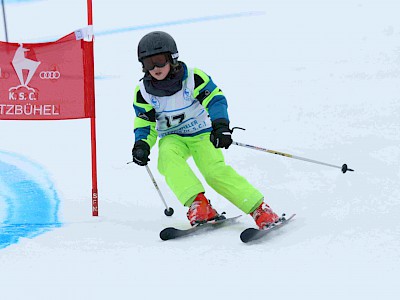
[39,71,61,79]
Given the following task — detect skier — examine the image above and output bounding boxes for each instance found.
[131,31,280,229]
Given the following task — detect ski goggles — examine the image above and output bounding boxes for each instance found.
[142,54,169,71]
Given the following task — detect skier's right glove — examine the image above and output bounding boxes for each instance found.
[210,119,233,149]
[132,140,150,166]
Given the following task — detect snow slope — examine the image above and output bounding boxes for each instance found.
[1,0,399,299]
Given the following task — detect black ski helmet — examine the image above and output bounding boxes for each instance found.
[137,31,179,64]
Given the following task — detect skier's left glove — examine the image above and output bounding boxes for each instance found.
[132,140,150,166]
[210,118,232,149]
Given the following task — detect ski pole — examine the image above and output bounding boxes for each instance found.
[145,165,174,216]
[232,141,354,173]
[127,160,174,216]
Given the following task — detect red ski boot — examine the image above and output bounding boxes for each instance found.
[250,202,280,229]
[187,193,219,226]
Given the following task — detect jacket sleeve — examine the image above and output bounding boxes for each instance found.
[133,85,158,149]
[192,68,229,122]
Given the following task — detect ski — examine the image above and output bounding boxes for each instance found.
[240,213,296,243]
[160,215,241,241]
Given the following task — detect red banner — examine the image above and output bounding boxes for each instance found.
[0,31,95,120]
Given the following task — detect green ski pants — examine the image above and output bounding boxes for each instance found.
[157,132,263,214]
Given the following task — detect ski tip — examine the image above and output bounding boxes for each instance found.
[240,228,259,243]
[159,227,178,241]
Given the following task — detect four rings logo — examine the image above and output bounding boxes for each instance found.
[39,71,61,80]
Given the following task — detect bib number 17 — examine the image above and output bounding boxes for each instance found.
[165,113,185,128]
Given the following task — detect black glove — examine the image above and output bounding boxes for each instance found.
[132,140,150,166]
[210,119,232,149]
